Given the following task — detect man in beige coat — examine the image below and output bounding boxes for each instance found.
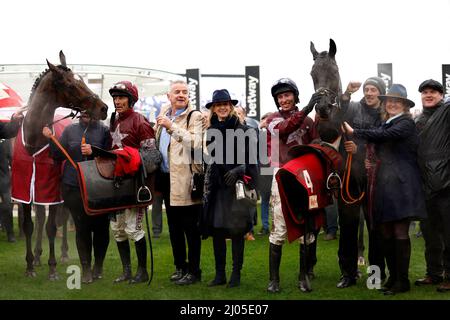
[155,80,204,285]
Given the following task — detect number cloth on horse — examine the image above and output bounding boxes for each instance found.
[275,143,342,243]
[11,116,71,204]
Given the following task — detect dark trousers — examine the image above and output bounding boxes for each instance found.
[338,199,385,278]
[0,191,13,235]
[212,229,245,274]
[422,188,450,277]
[159,172,202,275]
[62,184,110,267]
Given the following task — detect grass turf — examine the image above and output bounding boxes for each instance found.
[0,210,447,301]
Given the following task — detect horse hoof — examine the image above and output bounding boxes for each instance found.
[25,270,37,278]
[48,273,60,281]
[60,256,70,264]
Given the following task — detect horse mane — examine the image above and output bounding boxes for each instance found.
[28,65,71,104]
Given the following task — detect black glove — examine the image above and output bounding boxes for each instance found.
[223,165,245,186]
[301,92,323,115]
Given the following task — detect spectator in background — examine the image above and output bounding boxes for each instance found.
[414,79,450,293]
[257,112,273,236]
[0,139,15,242]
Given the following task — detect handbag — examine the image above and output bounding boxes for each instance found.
[186,110,205,201]
[190,172,205,200]
[235,179,258,207]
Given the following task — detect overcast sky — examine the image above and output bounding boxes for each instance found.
[2,0,449,115]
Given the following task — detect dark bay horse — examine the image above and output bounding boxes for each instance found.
[310,39,343,140]
[11,51,108,279]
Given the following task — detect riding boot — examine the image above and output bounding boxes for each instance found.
[267,243,282,293]
[384,239,411,295]
[129,237,149,284]
[228,236,244,288]
[208,236,227,287]
[113,240,132,283]
[380,238,396,292]
[298,243,312,293]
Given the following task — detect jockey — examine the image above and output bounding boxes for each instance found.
[109,80,158,284]
[265,78,321,293]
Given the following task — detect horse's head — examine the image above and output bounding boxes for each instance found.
[45,51,108,120]
[310,39,343,143]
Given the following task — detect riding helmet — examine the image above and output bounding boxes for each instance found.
[109,81,139,107]
[271,78,300,108]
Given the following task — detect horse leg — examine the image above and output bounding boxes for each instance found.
[60,205,70,263]
[47,205,59,280]
[17,203,25,238]
[22,204,36,277]
[33,205,46,266]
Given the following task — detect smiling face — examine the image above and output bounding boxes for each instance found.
[363,84,381,108]
[212,101,232,121]
[167,82,189,110]
[276,91,296,112]
[384,97,408,117]
[421,88,443,108]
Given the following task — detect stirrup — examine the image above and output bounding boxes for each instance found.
[137,186,152,202]
[326,172,342,190]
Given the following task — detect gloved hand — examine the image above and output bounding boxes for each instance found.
[301,92,323,115]
[223,165,245,186]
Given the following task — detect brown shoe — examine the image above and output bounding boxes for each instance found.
[415,275,443,286]
[437,281,450,292]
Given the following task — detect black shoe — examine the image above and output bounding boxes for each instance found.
[336,276,356,288]
[383,281,410,295]
[129,267,149,284]
[227,272,240,288]
[175,273,200,285]
[170,268,186,282]
[208,275,226,287]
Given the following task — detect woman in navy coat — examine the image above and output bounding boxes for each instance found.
[344,84,426,295]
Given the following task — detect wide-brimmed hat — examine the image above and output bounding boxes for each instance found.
[378,84,415,108]
[205,89,238,109]
[418,79,444,94]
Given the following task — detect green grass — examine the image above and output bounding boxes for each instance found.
[0,209,447,300]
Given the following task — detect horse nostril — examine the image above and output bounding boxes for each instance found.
[101,106,108,114]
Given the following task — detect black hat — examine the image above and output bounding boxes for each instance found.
[418,79,444,94]
[205,89,238,109]
[378,84,415,108]
[363,77,386,95]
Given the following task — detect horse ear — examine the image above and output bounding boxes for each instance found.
[59,51,67,67]
[310,41,318,60]
[329,39,337,59]
[47,59,58,72]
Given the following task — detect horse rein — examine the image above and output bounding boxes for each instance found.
[315,87,364,204]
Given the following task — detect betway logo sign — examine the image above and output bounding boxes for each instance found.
[247,76,258,117]
[445,73,450,98]
[188,78,198,107]
[380,72,391,89]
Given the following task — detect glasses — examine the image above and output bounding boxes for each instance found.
[111,83,127,90]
